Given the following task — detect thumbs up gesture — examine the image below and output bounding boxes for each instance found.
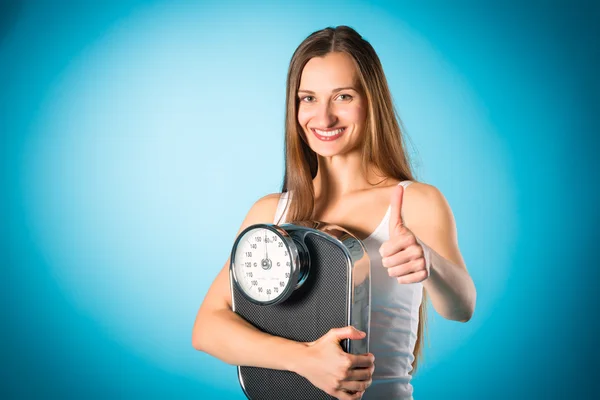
[379,185,430,284]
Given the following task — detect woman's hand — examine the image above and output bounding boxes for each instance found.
[379,184,430,284]
[293,326,375,400]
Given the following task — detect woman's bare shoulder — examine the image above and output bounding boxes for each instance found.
[403,181,455,231]
[405,181,441,199]
[256,192,283,205]
[243,192,283,225]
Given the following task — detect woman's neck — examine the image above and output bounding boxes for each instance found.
[312,153,387,201]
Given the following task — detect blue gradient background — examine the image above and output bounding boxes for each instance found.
[2,0,598,398]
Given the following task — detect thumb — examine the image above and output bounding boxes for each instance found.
[328,326,366,342]
[389,184,405,237]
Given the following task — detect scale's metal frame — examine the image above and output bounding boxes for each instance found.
[229,221,371,399]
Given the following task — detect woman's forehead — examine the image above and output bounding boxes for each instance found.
[299,52,359,91]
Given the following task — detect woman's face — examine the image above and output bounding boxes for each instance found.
[297,52,367,157]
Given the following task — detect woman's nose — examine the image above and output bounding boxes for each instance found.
[314,102,337,127]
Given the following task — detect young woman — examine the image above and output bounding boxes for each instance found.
[192,26,476,400]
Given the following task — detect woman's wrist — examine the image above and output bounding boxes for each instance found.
[276,338,309,373]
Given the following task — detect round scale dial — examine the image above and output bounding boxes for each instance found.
[231,225,297,305]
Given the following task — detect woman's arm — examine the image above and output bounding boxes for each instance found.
[192,259,307,370]
[192,193,304,368]
[192,194,374,399]
[380,183,476,322]
[409,184,476,322]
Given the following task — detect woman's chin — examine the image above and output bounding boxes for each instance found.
[309,145,355,158]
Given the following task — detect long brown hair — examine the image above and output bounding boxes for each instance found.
[280,26,427,373]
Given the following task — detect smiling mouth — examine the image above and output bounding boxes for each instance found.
[311,127,346,141]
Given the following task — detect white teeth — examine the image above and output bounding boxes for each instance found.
[314,128,344,136]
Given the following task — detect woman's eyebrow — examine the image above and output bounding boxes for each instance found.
[297,86,358,94]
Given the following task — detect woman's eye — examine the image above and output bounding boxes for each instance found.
[337,94,353,101]
[300,96,315,102]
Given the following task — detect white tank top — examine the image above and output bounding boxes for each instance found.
[273,181,422,400]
